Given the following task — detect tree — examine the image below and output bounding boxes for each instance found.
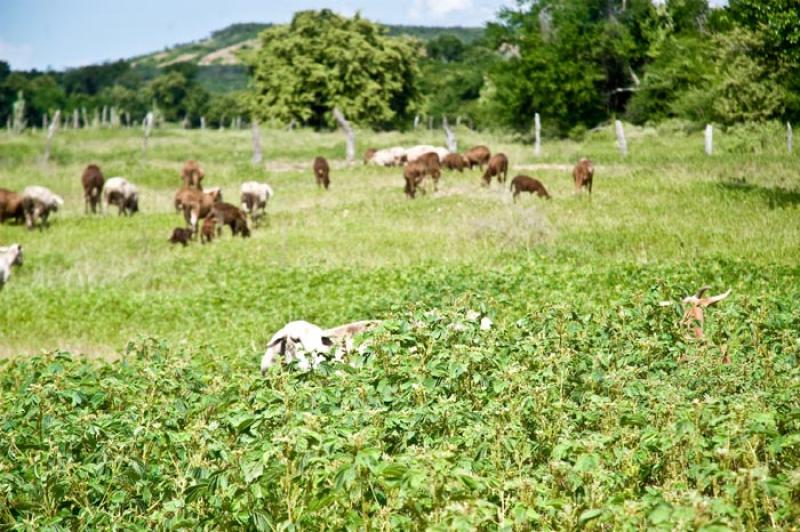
[487,0,659,134]
[426,35,466,62]
[246,10,421,129]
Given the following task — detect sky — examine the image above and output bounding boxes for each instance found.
[0,0,517,71]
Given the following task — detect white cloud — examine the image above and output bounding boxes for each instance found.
[409,0,474,20]
[0,39,34,70]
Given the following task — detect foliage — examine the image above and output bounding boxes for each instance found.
[246,10,421,129]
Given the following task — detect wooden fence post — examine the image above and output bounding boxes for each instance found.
[200,116,206,130]
[414,115,419,130]
[333,107,355,164]
[615,120,627,157]
[534,113,541,158]
[44,110,60,163]
[705,124,713,155]
[142,112,154,159]
[443,116,457,152]
[251,118,263,165]
[787,122,793,154]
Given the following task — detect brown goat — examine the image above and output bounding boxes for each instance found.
[510,175,551,202]
[201,215,216,244]
[441,153,467,172]
[81,164,105,214]
[403,161,430,199]
[573,158,594,193]
[181,188,222,234]
[417,152,442,190]
[169,227,193,247]
[464,145,491,170]
[211,202,251,238]
[181,160,205,190]
[363,148,377,164]
[313,156,330,190]
[0,188,24,224]
[482,153,509,185]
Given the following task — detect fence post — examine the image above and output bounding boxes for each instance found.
[413,115,419,129]
[200,116,206,130]
[705,124,713,155]
[142,112,154,159]
[251,118,263,165]
[534,113,542,158]
[787,122,793,154]
[44,110,60,163]
[615,120,627,157]
[333,107,355,164]
[443,116,457,152]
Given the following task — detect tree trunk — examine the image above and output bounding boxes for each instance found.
[333,107,355,164]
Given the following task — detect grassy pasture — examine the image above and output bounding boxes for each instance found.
[0,124,799,528]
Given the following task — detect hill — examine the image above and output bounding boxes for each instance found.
[128,22,484,93]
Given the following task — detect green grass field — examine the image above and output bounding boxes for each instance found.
[1,124,799,529]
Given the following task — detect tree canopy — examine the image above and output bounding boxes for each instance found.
[245,10,422,129]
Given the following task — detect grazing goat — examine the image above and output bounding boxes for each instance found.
[0,188,24,224]
[211,202,250,238]
[180,188,221,234]
[81,164,105,214]
[510,175,551,202]
[169,227,193,247]
[104,177,139,216]
[201,215,216,244]
[240,181,273,224]
[405,145,449,164]
[417,152,442,190]
[0,244,23,290]
[260,319,381,374]
[482,153,509,185]
[363,148,377,164]
[367,147,407,166]
[441,153,467,172]
[403,161,430,199]
[313,156,330,190]
[182,160,205,189]
[573,158,594,193]
[22,186,64,230]
[464,145,491,170]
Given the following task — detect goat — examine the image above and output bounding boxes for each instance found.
[0,188,24,224]
[313,156,330,190]
[240,181,273,225]
[0,244,23,290]
[482,153,509,186]
[81,164,105,214]
[573,158,594,193]
[169,227,193,247]
[211,202,250,238]
[260,319,381,374]
[22,186,64,230]
[181,160,205,190]
[103,177,139,216]
[510,175,551,202]
[464,145,491,170]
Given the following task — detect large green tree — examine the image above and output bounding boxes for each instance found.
[487,0,659,134]
[246,10,421,129]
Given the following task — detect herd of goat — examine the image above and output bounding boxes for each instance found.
[0,143,595,289]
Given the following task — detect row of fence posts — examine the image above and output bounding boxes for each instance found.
[21,106,798,165]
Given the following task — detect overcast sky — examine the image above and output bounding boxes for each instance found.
[0,0,516,71]
[0,0,729,71]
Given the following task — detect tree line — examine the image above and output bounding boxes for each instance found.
[2,1,797,135]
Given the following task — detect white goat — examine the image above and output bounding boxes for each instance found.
[260,319,381,374]
[104,177,139,216]
[240,181,273,223]
[405,145,450,164]
[368,147,407,167]
[22,186,64,230]
[0,244,23,290]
